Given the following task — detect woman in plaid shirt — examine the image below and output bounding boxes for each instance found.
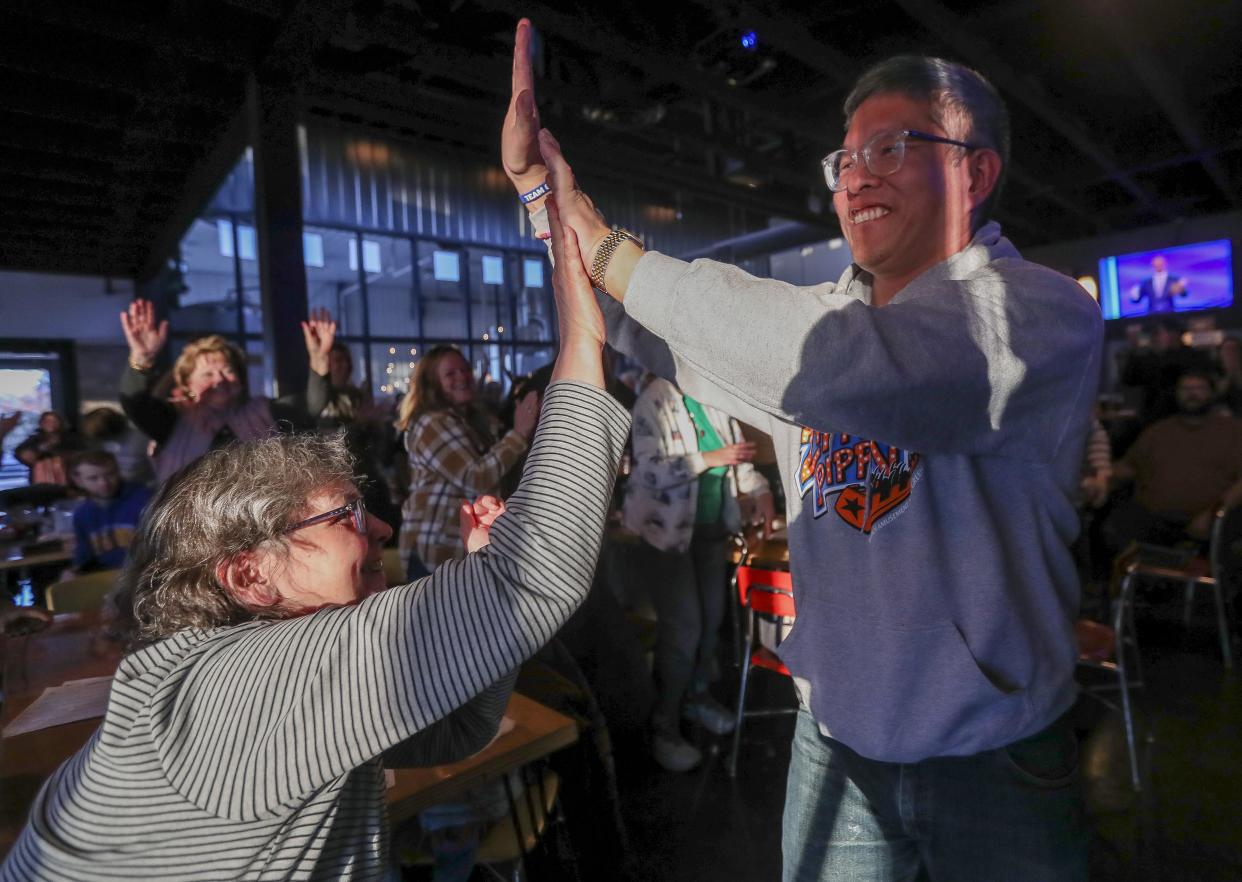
[396,347,540,571]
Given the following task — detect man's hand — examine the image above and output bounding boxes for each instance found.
[302,307,337,376]
[753,492,778,539]
[460,495,507,553]
[1080,474,1110,509]
[503,18,548,205]
[702,442,757,469]
[120,298,168,366]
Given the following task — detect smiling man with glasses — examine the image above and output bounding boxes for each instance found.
[506,27,1102,880]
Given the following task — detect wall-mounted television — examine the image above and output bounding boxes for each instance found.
[1098,239,1233,320]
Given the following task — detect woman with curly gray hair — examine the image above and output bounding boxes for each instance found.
[2,196,628,881]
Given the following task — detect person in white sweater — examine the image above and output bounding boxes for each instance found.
[625,376,772,771]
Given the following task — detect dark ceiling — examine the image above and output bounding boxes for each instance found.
[2,0,1241,280]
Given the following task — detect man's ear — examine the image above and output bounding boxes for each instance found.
[216,551,279,609]
[967,148,1003,210]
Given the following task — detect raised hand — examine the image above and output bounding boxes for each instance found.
[120,298,169,366]
[539,128,612,278]
[547,194,607,389]
[512,389,540,439]
[702,442,757,469]
[503,19,548,200]
[301,307,337,376]
[459,495,507,553]
[0,411,21,438]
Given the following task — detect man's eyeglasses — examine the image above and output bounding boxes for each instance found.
[284,497,368,536]
[821,129,979,192]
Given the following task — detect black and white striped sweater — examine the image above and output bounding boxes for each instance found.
[2,381,630,881]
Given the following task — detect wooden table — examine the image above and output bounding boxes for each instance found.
[387,692,578,826]
[0,610,121,856]
[0,538,73,573]
[0,538,73,603]
[0,611,578,859]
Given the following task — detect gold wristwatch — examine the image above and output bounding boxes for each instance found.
[589,229,643,295]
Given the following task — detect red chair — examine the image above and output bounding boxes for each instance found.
[727,564,796,777]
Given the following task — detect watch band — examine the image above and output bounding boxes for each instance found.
[589,229,642,294]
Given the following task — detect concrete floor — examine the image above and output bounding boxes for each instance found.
[405,591,1241,881]
[609,600,1242,882]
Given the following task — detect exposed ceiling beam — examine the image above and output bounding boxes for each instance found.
[684,0,856,89]
[891,0,1168,221]
[137,0,359,281]
[680,0,1093,242]
[1107,16,1239,209]
[136,109,249,281]
[310,66,820,196]
[0,28,227,111]
[303,91,833,229]
[466,0,835,145]
[1,0,251,71]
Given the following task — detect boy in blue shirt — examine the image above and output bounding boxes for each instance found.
[68,450,152,573]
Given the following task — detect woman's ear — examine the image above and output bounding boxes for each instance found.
[216,551,279,609]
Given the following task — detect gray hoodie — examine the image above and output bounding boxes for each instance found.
[595,221,1103,762]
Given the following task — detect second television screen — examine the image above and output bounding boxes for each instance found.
[1099,238,1233,320]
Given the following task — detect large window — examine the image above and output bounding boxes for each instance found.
[171,213,555,403]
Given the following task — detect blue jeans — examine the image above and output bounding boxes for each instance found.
[782,708,1087,882]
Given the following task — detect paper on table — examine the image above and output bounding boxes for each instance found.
[2,675,113,738]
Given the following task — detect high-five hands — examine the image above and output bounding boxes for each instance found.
[503,19,548,202]
[505,19,611,267]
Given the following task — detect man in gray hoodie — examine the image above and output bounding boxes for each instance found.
[505,21,1103,881]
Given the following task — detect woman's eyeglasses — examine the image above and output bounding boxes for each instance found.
[284,497,368,535]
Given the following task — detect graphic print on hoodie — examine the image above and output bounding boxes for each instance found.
[797,428,921,534]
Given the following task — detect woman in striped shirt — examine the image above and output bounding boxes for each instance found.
[2,200,627,882]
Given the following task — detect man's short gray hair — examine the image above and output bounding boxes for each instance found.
[843,55,1010,231]
[113,433,357,647]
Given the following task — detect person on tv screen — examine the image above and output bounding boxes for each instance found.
[1129,254,1189,314]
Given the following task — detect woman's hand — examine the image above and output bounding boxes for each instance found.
[539,129,611,275]
[120,298,168,366]
[702,442,757,469]
[503,19,548,206]
[302,307,337,376]
[460,495,507,553]
[513,390,540,440]
[547,195,607,388]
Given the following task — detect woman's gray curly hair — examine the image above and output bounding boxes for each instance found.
[111,433,357,648]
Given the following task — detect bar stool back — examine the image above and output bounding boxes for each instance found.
[727,564,796,777]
